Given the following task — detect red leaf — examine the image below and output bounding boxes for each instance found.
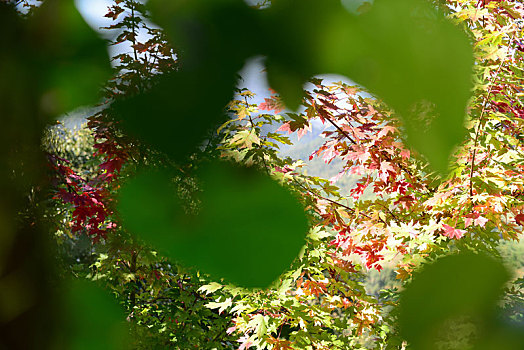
[259,97,284,113]
[442,224,466,239]
[58,188,75,203]
[464,213,488,228]
[104,6,124,20]
[297,122,312,140]
[100,157,125,174]
[344,145,370,163]
[276,122,292,134]
[516,214,524,226]
[377,126,397,138]
[132,42,150,53]
[400,149,410,159]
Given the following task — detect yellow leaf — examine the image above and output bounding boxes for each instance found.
[337,208,352,219]
[238,106,248,120]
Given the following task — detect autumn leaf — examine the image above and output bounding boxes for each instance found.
[515,213,524,226]
[259,96,285,114]
[229,130,260,149]
[303,280,327,297]
[276,123,292,134]
[464,213,489,228]
[441,224,466,239]
[267,337,295,350]
[377,125,397,139]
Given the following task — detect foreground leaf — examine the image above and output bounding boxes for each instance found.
[399,252,524,349]
[118,160,308,288]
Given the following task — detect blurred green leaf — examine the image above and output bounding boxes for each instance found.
[264,0,472,173]
[118,160,308,288]
[28,0,111,116]
[114,0,258,163]
[399,252,524,350]
[54,279,128,350]
[142,0,471,173]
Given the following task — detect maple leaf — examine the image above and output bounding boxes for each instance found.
[464,213,489,227]
[394,195,416,209]
[344,145,370,163]
[441,224,466,239]
[321,147,339,164]
[132,42,150,53]
[396,263,415,281]
[379,161,395,182]
[274,165,293,174]
[259,97,284,114]
[303,280,327,297]
[350,181,369,200]
[276,114,310,139]
[515,213,524,226]
[400,149,410,159]
[230,130,260,149]
[343,86,359,95]
[100,157,125,174]
[267,337,294,350]
[238,336,254,350]
[380,161,395,173]
[104,5,124,20]
[424,191,453,207]
[58,188,75,203]
[475,216,488,227]
[297,122,312,140]
[465,213,489,228]
[93,141,116,157]
[377,125,397,139]
[226,326,237,335]
[276,122,292,134]
[237,106,248,120]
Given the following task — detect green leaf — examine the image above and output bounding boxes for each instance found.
[308,227,333,241]
[28,0,111,116]
[399,252,521,350]
[198,282,224,295]
[118,159,308,288]
[54,279,128,350]
[264,0,472,174]
[145,0,472,173]
[205,297,233,314]
[229,129,261,149]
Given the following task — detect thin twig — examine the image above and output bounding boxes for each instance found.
[323,111,357,145]
[291,177,387,225]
